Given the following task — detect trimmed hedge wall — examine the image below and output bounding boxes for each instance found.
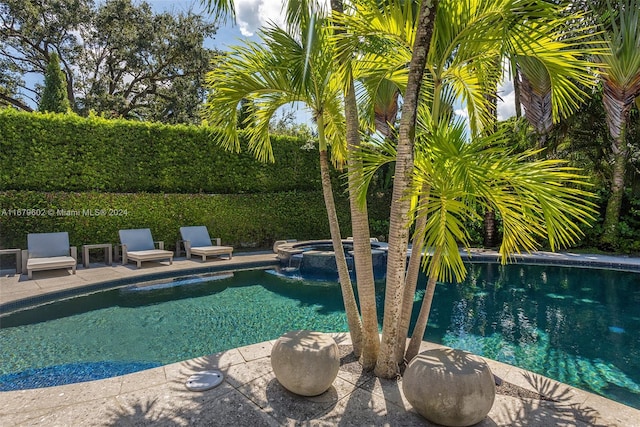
[0,109,321,193]
[0,191,355,251]
[0,111,393,253]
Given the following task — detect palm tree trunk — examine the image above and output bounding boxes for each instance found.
[374,0,439,379]
[330,0,371,361]
[513,68,522,119]
[317,115,364,355]
[483,209,497,248]
[601,74,635,247]
[482,80,499,248]
[405,247,442,363]
[394,186,430,366]
[334,0,381,369]
[602,131,629,246]
[345,77,380,369]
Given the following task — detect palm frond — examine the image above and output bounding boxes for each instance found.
[353,137,398,207]
[409,118,595,282]
[596,0,640,139]
[200,0,235,22]
[204,10,346,164]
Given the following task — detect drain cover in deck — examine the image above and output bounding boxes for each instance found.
[185,370,224,391]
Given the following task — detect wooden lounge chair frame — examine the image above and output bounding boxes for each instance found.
[25,232,77,279]
[119,228,173,268]
[179,226,233,261]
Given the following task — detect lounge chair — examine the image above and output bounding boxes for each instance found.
[119,228,173,268]
[26,232,77,279]
[179,226,233,261]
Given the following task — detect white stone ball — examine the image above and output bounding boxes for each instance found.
[403,348,496,426]
[271,330,339,396]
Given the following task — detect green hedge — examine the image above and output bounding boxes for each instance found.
[0,191,357,251]
[0,109,321,193]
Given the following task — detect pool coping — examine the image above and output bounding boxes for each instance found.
[2,248,638,315]
[0,252,280,315]
[461,248,640,273]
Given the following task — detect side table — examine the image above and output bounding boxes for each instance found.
[82,243,113,268]
[0,248,22,274]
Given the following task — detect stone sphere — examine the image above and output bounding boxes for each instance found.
[271,330,339,396]
[402,348,496,426]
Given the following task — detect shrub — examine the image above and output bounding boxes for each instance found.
[0,191,357,251]
[0,109,322,194]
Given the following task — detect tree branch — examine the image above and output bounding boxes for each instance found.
[0,93,34,111]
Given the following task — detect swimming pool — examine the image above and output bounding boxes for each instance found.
[0,264,639,409]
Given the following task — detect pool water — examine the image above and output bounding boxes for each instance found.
[0,265,639,409]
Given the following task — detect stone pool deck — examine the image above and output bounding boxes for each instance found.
[1,250,639,426]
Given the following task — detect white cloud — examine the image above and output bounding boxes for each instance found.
[233,0,331,36]
[496,57,517,121]
[497,78,516,121]
[234,0,287,36]
[454,108,469,119]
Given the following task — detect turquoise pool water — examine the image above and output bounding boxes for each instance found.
[1,264,639,409]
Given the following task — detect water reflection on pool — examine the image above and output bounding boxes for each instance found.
[0,264,638,409]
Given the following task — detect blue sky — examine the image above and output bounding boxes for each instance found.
[143,0,287,49]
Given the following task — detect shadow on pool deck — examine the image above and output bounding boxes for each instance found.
[1,250,639,425]
[2,336,637,426]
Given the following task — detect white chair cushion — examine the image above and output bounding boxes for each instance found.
[126,250,173,261]
[190,246,233,256]
[27,256,76,270]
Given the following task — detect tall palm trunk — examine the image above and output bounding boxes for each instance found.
[513,67,522,119]
[602,130,629,245]
[483,81,499,247]
[405,247,442,363]
[374,0,439,379]
[330,0,374,363]
[345,78,380,368]
[601,80,635,246]
[483,209,497,247]
[317,115,364,355]
[394,186,430,365]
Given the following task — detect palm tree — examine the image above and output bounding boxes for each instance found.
[596,0,640,246]
[403,119,595,362]
[340,0,600,376]
[203,0,382,366]
[203,0,601,380]
[202,10,365,355]
[371,0,439,378]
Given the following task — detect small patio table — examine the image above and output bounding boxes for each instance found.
[82,243,113,268]
[0,248,22,274]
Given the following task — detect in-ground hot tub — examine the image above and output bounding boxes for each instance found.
[274,239,388,280]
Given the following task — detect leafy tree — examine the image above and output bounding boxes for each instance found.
[0,0,218,123]
[75,0,218,123]
[0,0,91,110]
[39,52,70,113]
[0,55,28,110]
[269,108,315,139]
